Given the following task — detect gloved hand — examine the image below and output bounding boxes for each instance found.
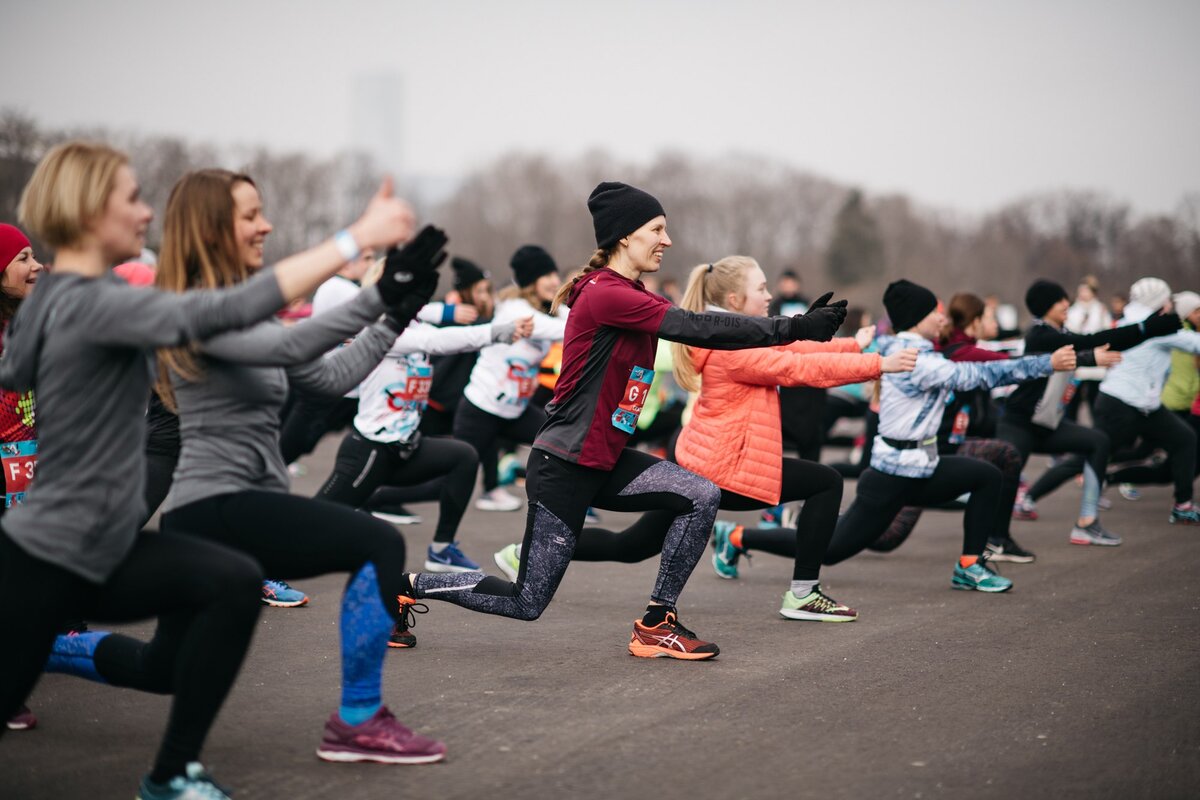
[490,320,518,343]
[382,271,441,334]
[1142,311,1182,338]
[788,291,848,342]
[378,225,448,305]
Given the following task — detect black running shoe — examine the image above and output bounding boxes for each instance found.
[986,536,1036,563]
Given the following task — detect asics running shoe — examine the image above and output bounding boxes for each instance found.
[388,621,417,649]
[759,503,784,529]
[779,586,858,622]
[951,557,1013,593]
[261,579,308,608]
[474,487,523,512]
[1169,506,1200,525]
[137,762,231,800]
[985,536,1036,564]
[6,705,36,731]
[628,611,720,660]
[316,706,446,764]
[711,521,745,580]
[493,543,521,582]
[423,541,481,573]
[1069,521,1122,546]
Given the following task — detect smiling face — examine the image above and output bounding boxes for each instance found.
[729,265,772,316]
[912,306,947,340]
[2,247,44,300]
[231,180,273,270]
[622,215,671,273]
[534,271,561,303]
[89,164,153,264]
[1044,297,1070,327]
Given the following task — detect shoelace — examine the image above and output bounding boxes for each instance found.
[662,613,699,640]
[398,600,429,632]
[977,552,1001,576]
[805,591,841,612]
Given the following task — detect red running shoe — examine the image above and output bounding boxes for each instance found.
[628,612,720,660]
[316,706,446,764]
[6,705,36,731]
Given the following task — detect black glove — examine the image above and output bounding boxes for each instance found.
[377,225,448,305]
[788,291,848,342]
[1142,311,1182,338]
[382,271,440,334]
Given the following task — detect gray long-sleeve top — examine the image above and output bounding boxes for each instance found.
[162,283,393,512]
[0,269,285,583]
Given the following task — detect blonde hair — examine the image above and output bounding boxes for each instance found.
[361,256,385,288]
[499,281,545,311]
[18,140,129,248]
[551,248,612,314]
[671,256,760,392]
[154,169,258,409]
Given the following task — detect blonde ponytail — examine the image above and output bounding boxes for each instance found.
[671,256,760,392]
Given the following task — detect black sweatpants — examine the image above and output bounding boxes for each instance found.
[1095,395,1198,504]
[824,455,1004,564]
[573,457,843,581]
[413,448,720,620]
[318,432,479,542]
[452,397,545,492]
[0,529,262,780]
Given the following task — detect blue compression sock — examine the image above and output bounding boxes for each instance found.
[45,631,109,683]
[337,563,391,726]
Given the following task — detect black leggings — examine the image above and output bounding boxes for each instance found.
[573,457,842,581]
[452,397,544,492]
[413,448,720,619]
[998,417,1109,516]
[142,449,179,529]
[317,432,479,542]
[825,455,1003,564]
[1095,396,1198,503]
[278,394,358,465]
[0,529,262,779]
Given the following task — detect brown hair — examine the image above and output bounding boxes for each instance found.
[948,292,986,332]
[551,248,613,314]
[671,256,760,392]
[498,281,547,312]
[154,169,258,409]
[18,140,129,249]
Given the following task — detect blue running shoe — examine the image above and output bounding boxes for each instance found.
[711,521,746,580]
[424,541,482,573]
[262,579,308,608]
[951,557,1013,593]
[137,762,231,800]
[759,503,783,529]
[1170,506,1200,525]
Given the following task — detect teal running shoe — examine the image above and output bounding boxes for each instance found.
[262,579,308,608]
[951,557,1013,593]
[759,503,784,529]
[711,521,746,580]
[137,762,231,800]
[1169,506,1200,525]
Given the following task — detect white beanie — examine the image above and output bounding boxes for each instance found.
[1129,277,1171,310]
[1173,291,1200,320]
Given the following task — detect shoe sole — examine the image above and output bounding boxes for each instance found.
[711,554,738,580]
[387,640,415,649]
[316,747,445,764]
[778,609,857,622]
[1168,517,1200,525]
[1069,536,1122,546]
[493,551,519,582]
[951,580,1012,593]
[1011,513,1038,521]
[627,642,719,660]
[370,512,422,525]
[5,721,34,730]
[985,553,1036,564]
[262,597,309,608]
[474,503,522,512]
[423,560,482,573]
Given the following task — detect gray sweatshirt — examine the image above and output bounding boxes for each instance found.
[163,284,393,512]
[0,270,285,583]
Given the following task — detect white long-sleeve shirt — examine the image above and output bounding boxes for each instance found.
[354,321,498,443]
[462,298,567,419]
[1099,302,1200,413]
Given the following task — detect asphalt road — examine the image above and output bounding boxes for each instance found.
[3,438,1198,799]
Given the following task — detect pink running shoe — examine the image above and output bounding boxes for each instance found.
[6,705,36,731]
[316,706,446,764]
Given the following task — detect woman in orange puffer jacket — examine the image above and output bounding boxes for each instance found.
[568,256,917,622]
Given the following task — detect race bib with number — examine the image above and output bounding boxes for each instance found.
[612,366,655,434]
[2,439,37,507]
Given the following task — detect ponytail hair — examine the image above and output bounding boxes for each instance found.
[948,292,986,332]
[551,248,612,315]
[671,255,760,393]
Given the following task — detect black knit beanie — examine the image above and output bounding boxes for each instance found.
[587,182,666,250]
[510,245,558,289]
[883,279,939,333]
[451,257,488,292]
[1025,279,1069,318]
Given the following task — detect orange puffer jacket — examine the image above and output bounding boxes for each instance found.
[676,339,882,504]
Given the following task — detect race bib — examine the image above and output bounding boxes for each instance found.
[384,363,433,413]
[504,358,538,407]
[2,439,37,507]
[612,366,655,434]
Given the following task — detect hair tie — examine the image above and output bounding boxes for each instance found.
[706,263,713,274]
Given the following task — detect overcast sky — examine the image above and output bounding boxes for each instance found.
[6,0,1198,215]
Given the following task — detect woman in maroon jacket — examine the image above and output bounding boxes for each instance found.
[402,182,846,660]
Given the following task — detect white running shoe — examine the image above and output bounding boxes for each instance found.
[370,508,422,525]
[475,487,523,512]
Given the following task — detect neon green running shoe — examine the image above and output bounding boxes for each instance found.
[779,586,858,621]
[493,543,521,582]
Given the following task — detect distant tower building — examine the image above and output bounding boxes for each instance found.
[350,71,404,177]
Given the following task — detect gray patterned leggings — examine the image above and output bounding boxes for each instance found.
[413,448,720,620]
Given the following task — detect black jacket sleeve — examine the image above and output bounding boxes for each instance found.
[1024,321,1147,355]
[656,307,793,350]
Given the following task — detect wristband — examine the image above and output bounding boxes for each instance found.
[334,229,360,263]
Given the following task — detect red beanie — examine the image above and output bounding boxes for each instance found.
[0,224,31,273]
[113,261,157,287]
